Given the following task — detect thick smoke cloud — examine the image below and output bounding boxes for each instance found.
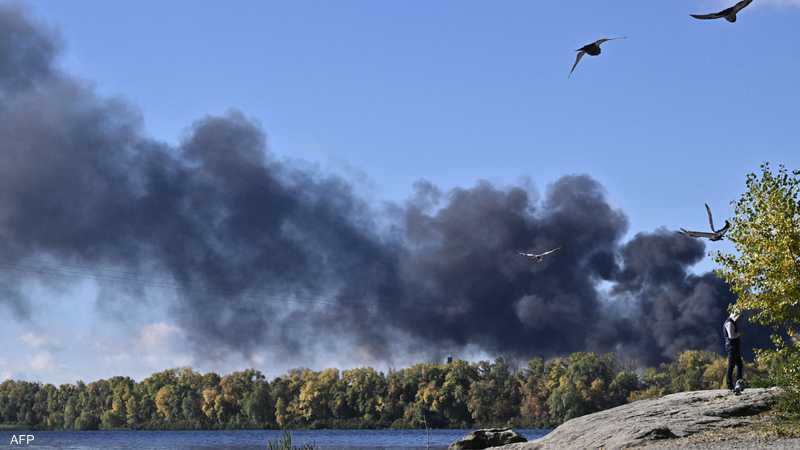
[612,232,769,362]
[0,6,769,366]
[0,4,56,91]
[392,177,629,358]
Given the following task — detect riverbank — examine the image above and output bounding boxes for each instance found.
[496,388,791,450]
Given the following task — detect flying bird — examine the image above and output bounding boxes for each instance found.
[691,0,753,23]
[569,37,626,77]
[679,204,731,241]
[519,247,561,262]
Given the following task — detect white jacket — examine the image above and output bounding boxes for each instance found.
[724,318,741,340]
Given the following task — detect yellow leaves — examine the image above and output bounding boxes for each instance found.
[702,358,727,389]
[154,385,173,419]
[201,387,219,418]
[589,379,605,397]
[715,164,800,328]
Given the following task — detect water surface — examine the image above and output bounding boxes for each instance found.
[0,429,550,449]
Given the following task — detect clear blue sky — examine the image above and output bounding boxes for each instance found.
[4,0,799,383]
[20,0,799,236]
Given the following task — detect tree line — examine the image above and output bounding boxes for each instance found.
[3,162,799,431]
[0,350,774,431]
[714,163,800,413]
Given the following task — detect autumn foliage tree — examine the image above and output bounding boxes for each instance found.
[715,163,800,409]
[716,163,800,331]
[0,350,779,431]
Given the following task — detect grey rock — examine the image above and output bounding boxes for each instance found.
[449,427,528,449]
[495,388,781,450]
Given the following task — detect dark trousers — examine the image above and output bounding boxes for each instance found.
[726,341,743,390]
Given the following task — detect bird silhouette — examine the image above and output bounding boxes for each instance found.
[691,0,753,23]
[679,204,731,241]
[519,247,561,263]
[569,37,627,77]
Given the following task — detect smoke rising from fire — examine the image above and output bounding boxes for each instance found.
[0,5,768,367]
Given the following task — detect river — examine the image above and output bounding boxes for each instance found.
[0,429,549,449]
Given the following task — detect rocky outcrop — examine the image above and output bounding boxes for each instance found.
[496,388,782,450]
[449,428,528,449]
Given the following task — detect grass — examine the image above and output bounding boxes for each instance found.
[667,411,800,447]
[266,431,317,450]
[751,412,800,439]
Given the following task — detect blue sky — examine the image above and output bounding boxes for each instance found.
[3,0,799,383]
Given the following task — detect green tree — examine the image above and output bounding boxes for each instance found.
[545,353,624,424]
[295,369,340,425]
[180,391,203,426]
[63,397,78,429]
[518,357,551,427]
[242,382,274,425]
[608,371,639,405]
[74,411,100,430]
[468,358,519,426]
[341,367,385,423]
[100,409,125,429]
[403,363,463,428]
[716,163,800,330]
[715,163,800,405]
[271,377,294,428]
[383,368,421,427]
[125,395,140,428]
[667,350,720,392]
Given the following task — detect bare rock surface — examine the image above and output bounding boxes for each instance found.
[495,388,782,450]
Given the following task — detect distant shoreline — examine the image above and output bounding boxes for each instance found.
[0,352,776,433]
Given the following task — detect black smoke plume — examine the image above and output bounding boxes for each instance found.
[0,5,769,366]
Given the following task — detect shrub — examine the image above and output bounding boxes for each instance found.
[266,431,317,450]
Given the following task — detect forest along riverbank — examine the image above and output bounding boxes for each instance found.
[0,351,766,431]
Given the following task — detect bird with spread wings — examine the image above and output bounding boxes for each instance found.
[569,37,626,77]
[691,0,753,23]
[519,247,561,262]
[679,204,731,241]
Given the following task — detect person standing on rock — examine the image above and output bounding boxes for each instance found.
[723,311,744,392]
